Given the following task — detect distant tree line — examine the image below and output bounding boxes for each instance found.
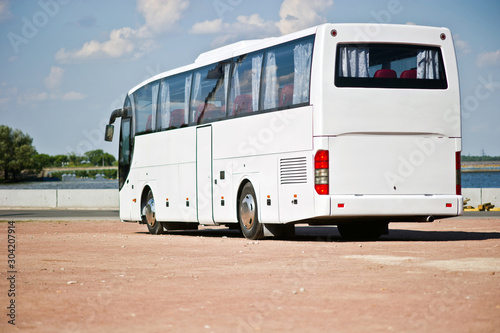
[0,125,116,182]
[35,150,116,168]
[461,155,500,162]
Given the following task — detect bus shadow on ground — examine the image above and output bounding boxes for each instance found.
[135,225,500,242]
[374,229,500,242]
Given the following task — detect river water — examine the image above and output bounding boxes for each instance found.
[462,172,500,188]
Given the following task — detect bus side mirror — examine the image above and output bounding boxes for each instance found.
[104,124,114,142]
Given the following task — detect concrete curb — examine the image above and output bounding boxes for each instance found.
[0,189,118,209]
[462,188,500,208]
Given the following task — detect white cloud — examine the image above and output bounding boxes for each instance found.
[44,66,65,90]
[60,91,86,101]
[137,0,189,33]
[276,0,333,35]
[17,90,86,105]
[1,74,84,108]
[231,14,278,38]
[190,18,224,34]
[477,50,500,68]
[55,26,153,62]
[191,14,278,47]
[190,0,332,47]
[453,34,471,55]
[238,13,269,28]
[17,91,48,105]
[56,0,189,62]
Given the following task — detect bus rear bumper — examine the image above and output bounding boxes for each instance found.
[328,194,463,220]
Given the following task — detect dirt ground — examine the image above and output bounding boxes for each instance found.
[1,217,500,333]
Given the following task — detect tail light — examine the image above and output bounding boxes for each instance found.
[315,150,329,195]
[455,151,461,195]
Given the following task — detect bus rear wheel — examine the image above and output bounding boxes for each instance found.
[143,190,164,235]
[238,182,264,240]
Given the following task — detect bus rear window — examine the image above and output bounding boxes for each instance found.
[335,44,447,89]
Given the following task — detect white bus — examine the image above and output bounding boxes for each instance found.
[105,23,462,240]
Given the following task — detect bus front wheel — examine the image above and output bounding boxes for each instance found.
[143,190,164,235]
[238,182,264,240]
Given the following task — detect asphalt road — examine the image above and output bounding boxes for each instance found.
[0,209,119,221]
[0,209,498,221]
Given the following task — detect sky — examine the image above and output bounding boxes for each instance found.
[0,0,499,158]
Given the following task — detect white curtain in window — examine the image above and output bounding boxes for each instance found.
[339,47,369,78]
[191,73,201,122]
[184,75,192,124]
[151,82,159,130]
[417,50,440,79]
[160,80,170,129]
[233,64,241,101]
[263,51,277,109]
[224,63,230,110]
[251,54,263,111]
[293,42,313,104]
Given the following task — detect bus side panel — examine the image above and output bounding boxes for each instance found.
[212,155,280,224]
[155,164,178,222]
[212,159,236,223]
[132,128,198,223]
[177,162,198,222]
[258,155,280,224]
[212,106,314,224]
[212,107,313,160]
[278,154,315,223]
[155,163,197,223]
[119,179,133,221]
[127,167,142,221]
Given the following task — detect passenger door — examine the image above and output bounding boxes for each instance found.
[196,125,215,224]
[119,118,133,221]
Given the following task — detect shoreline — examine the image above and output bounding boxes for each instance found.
[461,161,500,172]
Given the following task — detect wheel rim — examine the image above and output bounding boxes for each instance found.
[145,197,156,227]
[240,193,256,230]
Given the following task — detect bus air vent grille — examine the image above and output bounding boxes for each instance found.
[280,157,307,185]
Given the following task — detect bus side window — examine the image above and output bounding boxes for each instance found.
[190,62,229,125]
[134,81,159,134]
[261,36,313,111]
[158,73,192,130]
[229,52,263,116]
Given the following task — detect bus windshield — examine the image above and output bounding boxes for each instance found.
[335,44,447,89]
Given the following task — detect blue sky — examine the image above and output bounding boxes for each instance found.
[0,0,499,157]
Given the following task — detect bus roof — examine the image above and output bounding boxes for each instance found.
[127,23,450,95]
[194,25,317,65]
[128,25,319,95]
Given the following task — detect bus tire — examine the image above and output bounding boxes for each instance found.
[238,182,264,240]
[144,189,164,235]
